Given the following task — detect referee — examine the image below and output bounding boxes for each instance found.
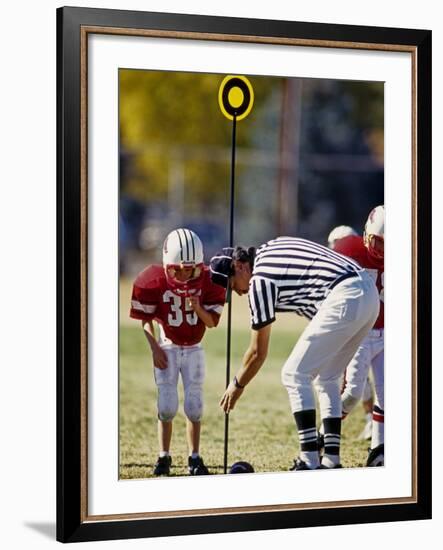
[210,237,379,470]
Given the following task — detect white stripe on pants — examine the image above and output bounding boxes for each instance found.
[281,270,380,419]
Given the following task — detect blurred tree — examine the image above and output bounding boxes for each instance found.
[119,70,281,204]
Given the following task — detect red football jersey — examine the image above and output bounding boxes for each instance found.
[334,235,384,329]
[130,264,226,346]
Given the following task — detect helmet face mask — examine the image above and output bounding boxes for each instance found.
[166,264,203,284]
[364,233,384,260]
[163,229,204,289]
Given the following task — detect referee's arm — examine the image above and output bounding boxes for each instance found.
[219,324,272,413]
[236,324,272,387]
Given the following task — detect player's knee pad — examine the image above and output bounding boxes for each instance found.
[157,384,179,422]
[184,384,203,422]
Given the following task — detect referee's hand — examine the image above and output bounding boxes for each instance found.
[220,381,244,413]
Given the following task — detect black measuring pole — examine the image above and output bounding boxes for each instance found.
[223,113,237,475]
[229,114,237,246]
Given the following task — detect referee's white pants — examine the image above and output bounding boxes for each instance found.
[281,270,380,419]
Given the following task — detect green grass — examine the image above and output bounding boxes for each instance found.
[119,320,371,479]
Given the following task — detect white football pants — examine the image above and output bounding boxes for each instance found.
[154,344,205,423]
[281,270,380,419]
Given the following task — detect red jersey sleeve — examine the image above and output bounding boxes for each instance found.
[129,266,162,322]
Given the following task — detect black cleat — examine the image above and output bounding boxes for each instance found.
[366,444,384,467]
[317,431,325,454]
[188,456,210,475]
[153,455,171,476]
[289,457,319,471]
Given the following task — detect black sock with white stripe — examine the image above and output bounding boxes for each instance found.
[322,417,341,468]
[293,409,319,469]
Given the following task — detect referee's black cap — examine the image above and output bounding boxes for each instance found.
[209,247,235,288]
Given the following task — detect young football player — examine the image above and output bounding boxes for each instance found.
[332,206,385,466]
[327,224,375,441]
[130,228,226,476]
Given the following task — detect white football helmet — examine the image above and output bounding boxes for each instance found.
[327,225,358,249]
[363,205,384,261]
[162,228,204,287]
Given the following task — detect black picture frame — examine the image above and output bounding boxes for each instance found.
[57,6,432,543]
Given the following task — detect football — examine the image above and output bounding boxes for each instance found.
[229,461,255,474]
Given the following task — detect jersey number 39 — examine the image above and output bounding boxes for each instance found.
[163,291,198,326]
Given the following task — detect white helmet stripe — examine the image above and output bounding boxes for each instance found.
[176,230,184,261]
[188,229,196,261]
[181,228,190,261]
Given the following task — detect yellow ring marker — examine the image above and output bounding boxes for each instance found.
[218,75,254,121]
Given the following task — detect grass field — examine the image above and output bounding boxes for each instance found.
[119,279,371,479]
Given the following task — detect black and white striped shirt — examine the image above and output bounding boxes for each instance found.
[248,237,362,329]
